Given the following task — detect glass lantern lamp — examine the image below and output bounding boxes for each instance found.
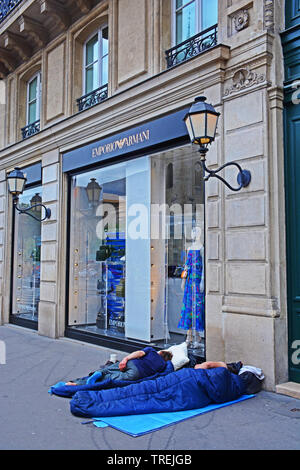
[184,96,220,158]
[7,167,27,196]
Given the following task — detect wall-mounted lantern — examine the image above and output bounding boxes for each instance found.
[7,167,51,221]
[184,96,251,191]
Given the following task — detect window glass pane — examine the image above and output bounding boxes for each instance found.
[176,0,191,9]
[68,164,127,339]
[28,101,37,124]
[101,55,108,85]
[12,186,42,323]
[102,27,109,56]
[67,149,205,353]
[85,63,99,94]
[176,2,196,44]
[151,146,205,353]
[86,34,98,66]
[201,0,218,30]
[28,77,37,102]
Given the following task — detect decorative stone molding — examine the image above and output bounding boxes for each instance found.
[19,15,48,49]
[264,0,274,32]
[224,68,266,96]
[234,9,250,32]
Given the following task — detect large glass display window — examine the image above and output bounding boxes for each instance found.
[150,146,205,354]
[11,185,42,326]
[67,146,205,354]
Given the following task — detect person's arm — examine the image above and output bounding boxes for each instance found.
[119,350,146,371]
[194,361,227,370]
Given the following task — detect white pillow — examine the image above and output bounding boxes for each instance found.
[166,342,190,371]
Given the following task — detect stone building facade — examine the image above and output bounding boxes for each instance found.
[0,0,298,392]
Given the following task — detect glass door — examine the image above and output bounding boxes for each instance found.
[68,163,127,339]
[11,185,42,327]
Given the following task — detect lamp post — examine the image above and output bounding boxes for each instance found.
[7,167,51,221]
[184,96,251,191]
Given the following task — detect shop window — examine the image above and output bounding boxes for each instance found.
[22,73,41,139]
[152,147,205,352]
[11,185,42,327]
[67,146,205,354]
[77,26,109,111]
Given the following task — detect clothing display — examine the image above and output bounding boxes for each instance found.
[95,233,126,332]
[178,249,205,332]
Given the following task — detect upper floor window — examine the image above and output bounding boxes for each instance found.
[27,73,41,125]
[22,72,41,139]
[174,0,218,45]
[84,26,108,95]
[166,0,218,68]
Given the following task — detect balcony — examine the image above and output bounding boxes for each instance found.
[0,0,101,78]
[21,120,40,139]
[165,24,218,69]
[0,0,23,24]
[77,84,108,112]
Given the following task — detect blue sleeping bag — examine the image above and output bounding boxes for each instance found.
[70,367,246,418]
[50,360,175,398]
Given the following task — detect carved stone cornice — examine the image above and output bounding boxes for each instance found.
[72,0,92,14]
[39,0,70,31]
[0,47,17,72]
[0,62,9,78]
[3,31,32,61]
[18,15,48,48]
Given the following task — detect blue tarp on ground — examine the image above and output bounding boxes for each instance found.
[91,394,255,436]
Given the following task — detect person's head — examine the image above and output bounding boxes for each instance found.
[158,350,173,362]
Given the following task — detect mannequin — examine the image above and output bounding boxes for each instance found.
[178,226,205,346]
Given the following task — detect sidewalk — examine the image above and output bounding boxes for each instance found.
[0,324,299,451]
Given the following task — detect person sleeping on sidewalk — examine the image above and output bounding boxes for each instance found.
[65,347,173,386]
[69,359,265,418]
[194,360,265,394]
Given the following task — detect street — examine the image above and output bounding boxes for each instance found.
[0,324,299,451]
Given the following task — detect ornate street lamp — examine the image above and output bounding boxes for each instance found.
[86,177,102,205]
[7,167,51,221]
[184,96,251,191]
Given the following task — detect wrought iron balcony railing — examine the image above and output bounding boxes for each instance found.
[0,0,23,24]
[77,84,108,112]
[165,24,218,69]
[21,120,40,140]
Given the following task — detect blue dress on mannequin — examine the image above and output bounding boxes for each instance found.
[178,249,205,332]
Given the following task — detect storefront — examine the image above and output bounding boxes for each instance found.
[63,107,206,356]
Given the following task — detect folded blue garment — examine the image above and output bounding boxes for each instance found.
[91,394,255,437]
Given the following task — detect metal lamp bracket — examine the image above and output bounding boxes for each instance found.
[13,196,51,222]
[199,148,251,192]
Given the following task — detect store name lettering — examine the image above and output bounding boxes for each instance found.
[92,130,150,158]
